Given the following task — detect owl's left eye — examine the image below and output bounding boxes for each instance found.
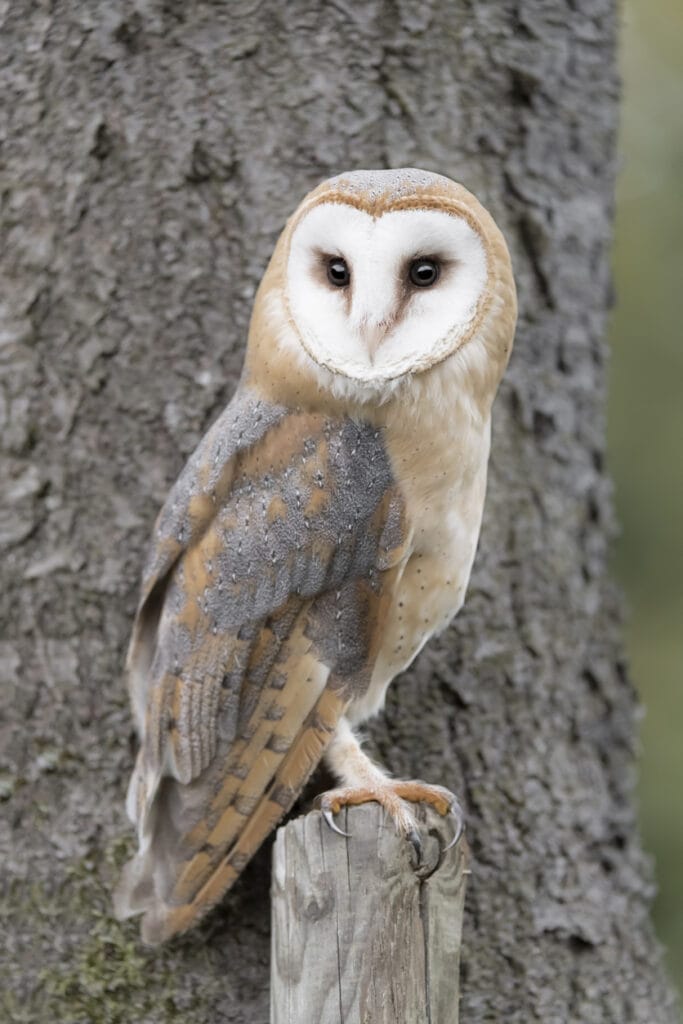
[409,258,440,287]
[327,257,350,287]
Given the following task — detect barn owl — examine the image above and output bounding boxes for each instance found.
[114,168,516,944]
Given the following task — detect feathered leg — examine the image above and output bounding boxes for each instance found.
[320,717,463,858]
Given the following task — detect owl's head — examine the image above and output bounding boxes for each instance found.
[247,169,516,412]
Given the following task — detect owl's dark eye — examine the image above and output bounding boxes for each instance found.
[409,258,440,288]
[327,257,350,287]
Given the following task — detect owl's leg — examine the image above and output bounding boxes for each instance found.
[319,717,463,859]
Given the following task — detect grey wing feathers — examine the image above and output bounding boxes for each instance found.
[126,389,287,732]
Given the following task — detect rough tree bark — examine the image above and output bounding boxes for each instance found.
[0,1,678,1022]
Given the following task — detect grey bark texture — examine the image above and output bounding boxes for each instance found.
[0,1,678,1022]
[270,805,467,1024]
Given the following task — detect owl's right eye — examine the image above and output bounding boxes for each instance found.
[327,257,350,287]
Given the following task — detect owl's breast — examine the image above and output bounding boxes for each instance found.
[347,437,490,725]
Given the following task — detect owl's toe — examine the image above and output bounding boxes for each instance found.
[317,784,419,844]
[315,779,465,863]
[390,781,465,854]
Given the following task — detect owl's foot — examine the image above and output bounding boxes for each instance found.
[317,780,464,861]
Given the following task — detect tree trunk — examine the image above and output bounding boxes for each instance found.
[0,1,677,1021]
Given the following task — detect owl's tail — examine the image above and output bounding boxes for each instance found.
[113,686,345,944]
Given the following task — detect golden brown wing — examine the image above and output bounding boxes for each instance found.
[114,400,408,943]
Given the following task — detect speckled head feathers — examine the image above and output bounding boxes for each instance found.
[301,167,471,210]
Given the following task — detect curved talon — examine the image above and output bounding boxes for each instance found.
[321,806,352,838]
[407,827,423,867]
[441,803,465,853]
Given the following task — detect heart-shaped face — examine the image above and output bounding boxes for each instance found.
[285,198,489,383]
[245,168,515,414]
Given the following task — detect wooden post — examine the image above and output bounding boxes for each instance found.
[270,802,468,1024]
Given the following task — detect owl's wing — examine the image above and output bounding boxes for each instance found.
[114,398,409,944]
[125,389,289,733]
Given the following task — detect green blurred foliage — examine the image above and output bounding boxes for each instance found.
[609,0,683,992]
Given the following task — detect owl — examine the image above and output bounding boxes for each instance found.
[114,168,516,944]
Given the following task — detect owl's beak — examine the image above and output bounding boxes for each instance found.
[365,320,392,364]
[351,278,394,364]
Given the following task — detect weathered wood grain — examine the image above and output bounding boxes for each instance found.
[271,804,467,1024]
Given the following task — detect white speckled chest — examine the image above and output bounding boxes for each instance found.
[347,414,491,723]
